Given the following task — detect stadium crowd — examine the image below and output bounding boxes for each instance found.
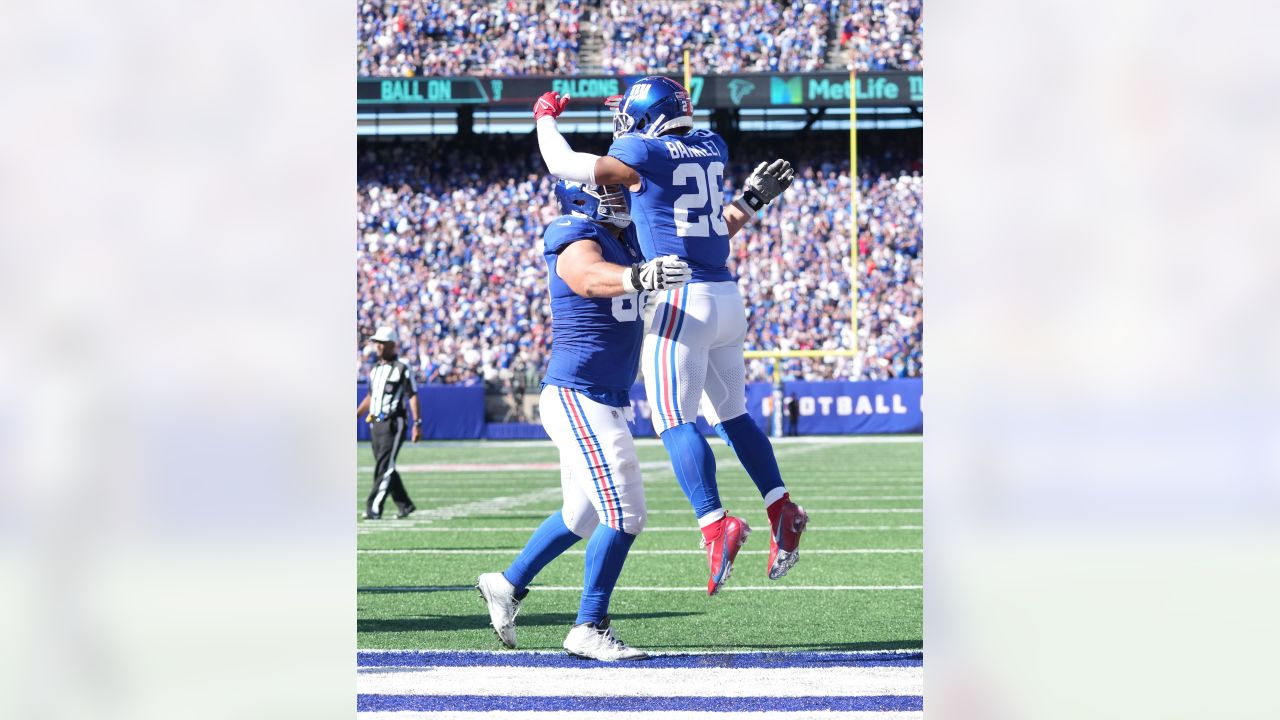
[599,0,833,74]
[356,1,923,77]
[357,134,922,389]
[838,0,923,71]
[356,0,586,77]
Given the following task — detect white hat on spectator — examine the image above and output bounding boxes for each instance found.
[370,326,398,343]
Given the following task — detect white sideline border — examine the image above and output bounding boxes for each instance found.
[357,665,922,697]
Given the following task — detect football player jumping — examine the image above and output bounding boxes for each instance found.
[476,180,690,661]
[532,78,809,597]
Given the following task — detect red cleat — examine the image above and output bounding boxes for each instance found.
[702,515,750,596]
[767,502,809,579]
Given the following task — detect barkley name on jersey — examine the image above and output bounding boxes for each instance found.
[541,214,646,408]
[607,128,733,284]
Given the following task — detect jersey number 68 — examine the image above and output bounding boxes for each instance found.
[611,294,640,322]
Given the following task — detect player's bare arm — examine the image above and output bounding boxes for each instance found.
[724,203,753,239]
[557,239,691,298]
[534,92,642,190]
[356,392,370,419]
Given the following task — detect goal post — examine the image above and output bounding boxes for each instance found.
[739,75,861,438]
[850,63,859,351]
[742,349,861,436]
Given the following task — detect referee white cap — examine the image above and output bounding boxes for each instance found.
[369,326,398,343]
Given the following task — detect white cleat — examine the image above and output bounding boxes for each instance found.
[562,617,649,661]
[476,573,523,649]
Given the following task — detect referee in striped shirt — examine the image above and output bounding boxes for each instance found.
[357,327,420,519]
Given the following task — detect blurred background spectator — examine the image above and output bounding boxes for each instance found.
[356,132,922,387]
[357,0,586,77]
[355,1,923,76]
[837,0,923,71]
[599,0,833,74]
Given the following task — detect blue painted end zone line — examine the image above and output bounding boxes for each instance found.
[358,649,922,669]
[357,694,923,713]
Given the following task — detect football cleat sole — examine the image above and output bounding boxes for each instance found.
[768,508,809,580]
[768,547,800,580]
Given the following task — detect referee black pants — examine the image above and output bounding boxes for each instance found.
[367,416,413,517]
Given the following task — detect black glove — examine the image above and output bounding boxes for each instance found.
[733,159,796,213]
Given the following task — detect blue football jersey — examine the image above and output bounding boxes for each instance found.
[541,215,646,407]
[607,128,734,283]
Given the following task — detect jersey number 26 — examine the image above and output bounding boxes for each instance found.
[673,162,729,238]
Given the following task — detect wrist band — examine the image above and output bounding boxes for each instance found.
[620,264,642,293]
[734,190,765,213]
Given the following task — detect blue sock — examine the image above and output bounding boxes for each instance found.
[717,414,786,501]
[576,525,637,625]
[660,422,722,519]
[502,511,582,592]
[712,421,731,446]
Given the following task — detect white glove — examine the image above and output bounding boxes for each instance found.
[621,254,692,292]
[733,158,796,214]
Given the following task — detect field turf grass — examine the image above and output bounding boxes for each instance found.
[357,437,922,653]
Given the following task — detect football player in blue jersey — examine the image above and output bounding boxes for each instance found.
[476,180,691,661]
[532,78,809,596]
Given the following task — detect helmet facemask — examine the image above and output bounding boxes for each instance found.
[606,94,630,139]
[591,184,631,228]
[559,179,631,229]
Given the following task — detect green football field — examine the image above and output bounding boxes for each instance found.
[357,437,922,653]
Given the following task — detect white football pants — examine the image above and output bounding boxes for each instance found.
[643,281,749,434]
[539,385,647,537]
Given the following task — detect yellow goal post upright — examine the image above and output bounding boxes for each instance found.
[740,63,861,437]
[676,52,861,437]
[743,349,861,436]
[684,49,692,94]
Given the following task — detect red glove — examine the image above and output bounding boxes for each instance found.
[533,91,570,121]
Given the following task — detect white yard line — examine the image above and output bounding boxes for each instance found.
[360,459,677,474]
[375,508,921,527]
[397,487,563,525]
[713,494,920,501]
[359,647,923,656]
[358,525,923,533]
[358,707,921,712]
[358,548,921,555]
[361,435,921,449]
[356,665,921,698]
[360,439,882,474]
[367,482,922,491]
[360,585,922,592]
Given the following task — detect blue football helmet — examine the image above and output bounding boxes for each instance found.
[611,76,693,139]
[554,180,631,228]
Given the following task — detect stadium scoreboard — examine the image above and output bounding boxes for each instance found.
[358,72,922,111]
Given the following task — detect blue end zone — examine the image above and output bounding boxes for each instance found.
[357,694,923,712]
[358,649,922,669]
